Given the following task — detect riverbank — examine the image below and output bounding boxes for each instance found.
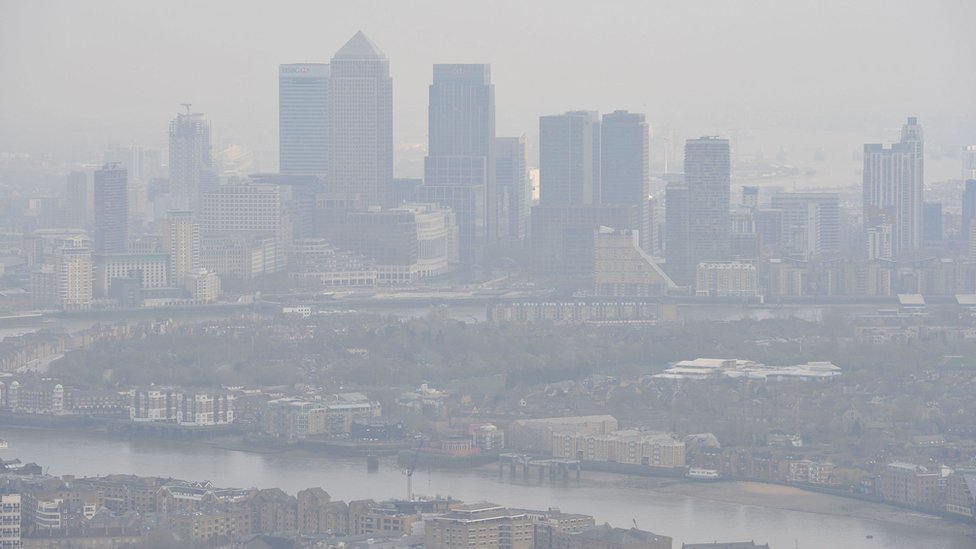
[591,473,976,539]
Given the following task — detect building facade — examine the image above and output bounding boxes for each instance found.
[279,63,330,175]
[863,117,924,255]
[93,164,128,255]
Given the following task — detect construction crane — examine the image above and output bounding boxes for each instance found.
[406,439,424,501]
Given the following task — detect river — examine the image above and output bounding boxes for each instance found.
[1,428,973,548]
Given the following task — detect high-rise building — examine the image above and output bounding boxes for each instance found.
[420,157,486,265]
[922,201,942,242]
[495,136,530,240]
[164,210,199,287]
[685,137,731,264]
[600,110,650,250]
[425,63,495,253]
[963,180,976,240]
[329,31,393,209]
[93,164,128,254]
[168,107,214,212]
[0,493,21,549]
[279,63,330,175]
[769,192,841,258]
[539,111,601,206]
[964,145,976,181]
[664,183,692,285]
[65,171,88,229]
[863,117,924,255]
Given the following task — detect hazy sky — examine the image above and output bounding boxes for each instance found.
[2,0,975,172]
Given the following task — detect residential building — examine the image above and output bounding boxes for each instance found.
[163,210,199,286]
[863,117,924,255]
[93,253,169,296]
[279,63,330,175]
[593,228,675,296]
[695,261,759,297]
[93,164,128,255]
[945,469,976,518]
[129,388,234,426]
[508,416,619,454]
[879,462,941,507]
[769,192,841,257]
[183,268,220,303]
[551,430,686,468]
[548,523,671,549]
[0,494,20,549]
[329,31,393,209]
[424,503,534,549]
[684,136,731,268]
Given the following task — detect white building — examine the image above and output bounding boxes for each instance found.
[0,493,21,549]
[164,210,199,287]
[95,253,169,295]
[130,388,234,426]
[183,268,220,303]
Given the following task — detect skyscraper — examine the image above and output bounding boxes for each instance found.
[962,180,976,240]
[279,63,330,175]
[495,136,529,240]
[685,137,731,264]
[329,31,393,209]
[164,210,199,287]
[169,107,214,212]
[426,64,496,246]
[963,145,976,181]
[664,183,692,285]
[539,111,600,206]
[863,117,924,255]
[65,171,88,229]
[600,110,650,250]
[93,164,128,254]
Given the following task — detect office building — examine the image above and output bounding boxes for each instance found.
[419,157,486,265]
[183,268,221,303]
[201,183,287,236]
[962,180,976,240]
[426,64,495,244]
[695,261,760,297]
[664,183,692,285]
[964,145,976,181]
[531,203,638,282]
[769,192,841,258]
[539,111,600,206]
[94,253,169,295]
[164,210,199,287]
[495,136,530,240]
[922,201,942,242]
[168,108,214,212]
[863,117,924,255]
[93,164,128,254]
[685,137,731,265]
[601,110,651,250]
[593,228,675,297]
[29,238,93,311]
[329,31,393,209]
[65,171,88,229]
[279,63,330,175]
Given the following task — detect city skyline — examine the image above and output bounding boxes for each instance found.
[2,1,974,181]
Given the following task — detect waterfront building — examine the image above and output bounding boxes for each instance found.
[93,164,128,255]
[879,462,941,507]
[507,415,619,455]
[129,388,234,426]
[30,238,93,311]
[551,430,686,468]
[329,31,393,209]
[530,203,638,283]
[279,63,330,175]
[863,117,924,255]
[550,523,672,549]
[168,108,214,212]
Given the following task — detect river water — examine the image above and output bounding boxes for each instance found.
[1,429,973,548]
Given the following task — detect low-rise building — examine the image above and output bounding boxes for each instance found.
[424,503,534,549]
[880,462,942,507]
[551,430,685,468]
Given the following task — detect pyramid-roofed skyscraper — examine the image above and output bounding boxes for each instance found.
[329,31,393,209]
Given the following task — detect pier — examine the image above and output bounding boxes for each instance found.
[498,453,581,483]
